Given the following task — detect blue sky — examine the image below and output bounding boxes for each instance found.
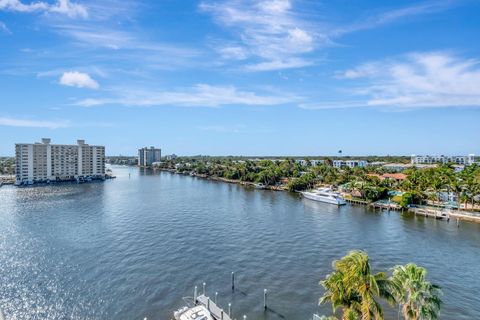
[1,0,480,156]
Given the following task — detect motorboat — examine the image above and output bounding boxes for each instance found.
[174,305,214,320]
[254,183,266,189]
[301,188,347,205]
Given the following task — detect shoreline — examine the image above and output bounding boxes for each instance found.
[157,167,287,191]
[155,167,480,224]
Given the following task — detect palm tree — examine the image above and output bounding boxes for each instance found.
[320,250,395,320]
[390,264,442,320]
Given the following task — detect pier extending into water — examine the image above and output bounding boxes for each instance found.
[408,207,450,220]
[344,198,369,205]
[195,295,233,320]
[371,201,401,211]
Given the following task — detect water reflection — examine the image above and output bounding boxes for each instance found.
[0,166,479,319]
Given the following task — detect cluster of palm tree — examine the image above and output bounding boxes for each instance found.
[164,158,304,186]
[320,251,442,320]
[402,164,480,209]
[0,158,15,175]
[158,158,480,209]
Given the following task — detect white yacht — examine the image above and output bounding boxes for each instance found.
[174,305,214,320]
[301,188,347,205]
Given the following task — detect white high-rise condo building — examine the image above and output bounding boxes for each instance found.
[15,138,105,185]
[411,154,475,166]
[138,146,162,167]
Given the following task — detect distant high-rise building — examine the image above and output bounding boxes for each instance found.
[138,146,161,167]
[15,138,105,185]
[164,154,177,161]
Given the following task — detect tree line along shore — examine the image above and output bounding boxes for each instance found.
[153,157,480,212]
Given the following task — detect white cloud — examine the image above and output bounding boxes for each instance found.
[245,58,312,72]
[202,0,461,72]
[313,52,480,110]
[336,63,381,79]
[0,0,87,18]
[200,0,317,71]
[258,0,291,14]
[0,0,48,12]
[217,46,248,60]
[0,116,69,129]
[49,0,87,18]
[50,24,202,70]
[332,1,458,37]
[74,84,297,108]
[59,71,99,89]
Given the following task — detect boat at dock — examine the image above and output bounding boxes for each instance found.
[174,305,214,320]
[173,294,233,320]
[301,188,347,205]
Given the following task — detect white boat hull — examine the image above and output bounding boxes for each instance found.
[301,191,347,205]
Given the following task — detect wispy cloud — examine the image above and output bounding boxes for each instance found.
[305,52,480,110]
[74,84,298,108]
[0,116,70,129]
[0,0,88,18]
[245,58,313,72]
[54,23,202,57]
[201,0,462,72]
[59,71,99,89]
[332,1,458,36]
[200,0,319,71]
[0,21,10,33]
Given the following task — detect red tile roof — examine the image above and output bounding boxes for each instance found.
[382,173,407,180]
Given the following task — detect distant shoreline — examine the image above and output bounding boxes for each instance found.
[156,167,286,191]
[154,167,480,224]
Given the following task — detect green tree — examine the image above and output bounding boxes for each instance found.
[320,250,395,320]
[399,193,414,209]
[390,264,442,320]
[287,172,316,191]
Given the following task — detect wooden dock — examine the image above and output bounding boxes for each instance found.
[196,294,232,320]
[408,207,449,220]
[344,198,370,205]
[371,202,401,211]
[449,211,480,223]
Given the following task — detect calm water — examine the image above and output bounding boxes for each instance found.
[1,166,479,319]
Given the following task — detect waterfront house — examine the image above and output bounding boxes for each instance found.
[333,160,367,168]
[367,173,407,182]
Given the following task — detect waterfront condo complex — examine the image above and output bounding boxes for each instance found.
[138,146,161,167]
[411,154,475,165]
[15,138,105,185]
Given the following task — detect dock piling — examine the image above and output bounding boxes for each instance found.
[228,303,231,317]
[231,272,235,291]
[203,282,206,295]
[194,286,198,303]
[263,289,267,310]
[215,292,218,304]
